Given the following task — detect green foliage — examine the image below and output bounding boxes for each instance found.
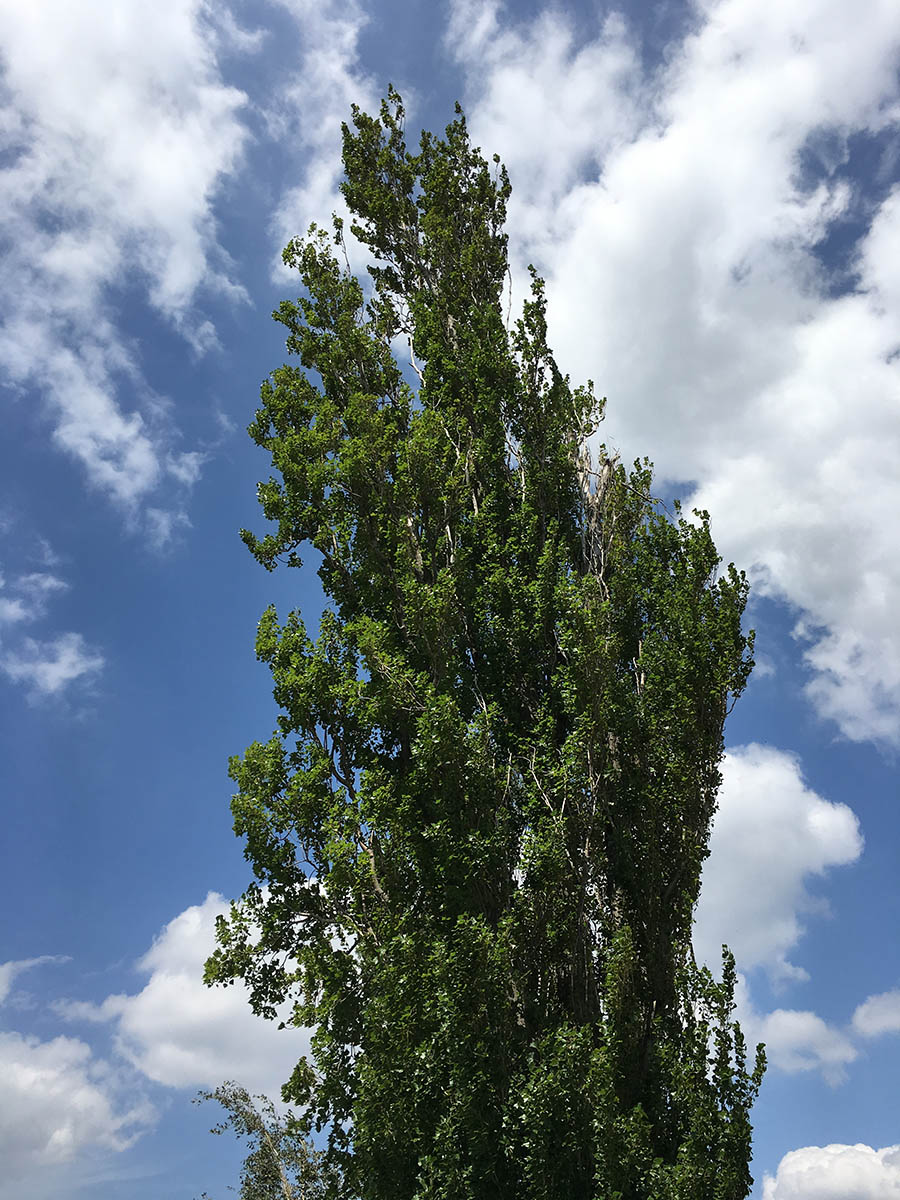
[195,1082,338,1199]
[206,87,765,1199]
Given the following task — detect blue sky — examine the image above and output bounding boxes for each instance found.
[1,0,899,1195]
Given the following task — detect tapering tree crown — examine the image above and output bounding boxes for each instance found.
[207,90,764,1200]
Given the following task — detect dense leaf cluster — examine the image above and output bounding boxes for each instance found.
[206,90,765,1200]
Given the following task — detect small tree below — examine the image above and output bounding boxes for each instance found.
[195,1082,338,1200]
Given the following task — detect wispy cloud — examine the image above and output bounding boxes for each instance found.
[0,0,252,536]
[266,0,379,269]
[0,572,67,628]
[0,956,69,1006]
[0,554,102,699]
[1,633,104,699]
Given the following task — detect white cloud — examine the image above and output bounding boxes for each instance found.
[694,744,863,984]
[692,744,862,1084]
[449,0,900,744]
[0,1031,153,1187]
[0,0,250,530]
[445,2,645,267]
[751,1005,857,1085]
[0,956,69,1005]
[0,556,103,699]
[144,506,192,553]
[166,449,205,488]
[726,972,858,1085]
[205,5,268,55]
[0,570,67,628]
[762,1143,900,1199]
[852,988,900,1038]
[266,0,379,269]
[56,892,311,1097]
[1,632,104,698]
[0,596,28,625]
[0,893,310,1193]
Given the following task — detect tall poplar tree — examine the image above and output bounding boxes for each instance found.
[206,90,765,1200]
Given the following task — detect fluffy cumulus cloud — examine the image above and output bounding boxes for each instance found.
[722,967,858,1086]
[763,1143,900,1199]
[748,1003,857,1086]
[853,987,900,1038]
[0,958,152,1191]
[694,744,863,984]
[0,896,309,1191]
[0,1032,152,1184]
[0,0,249,527]
[692,745,862,1082]
[57,892,311,1097]
[449,0,900,744]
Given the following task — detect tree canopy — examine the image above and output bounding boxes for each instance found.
[206,88,765,1200]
